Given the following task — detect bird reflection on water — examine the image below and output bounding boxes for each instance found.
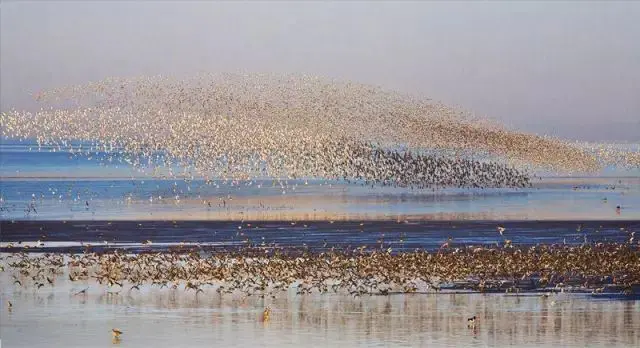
[1,232,639,347]
[1,280,638,347]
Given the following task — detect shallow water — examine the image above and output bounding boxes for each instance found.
[2,142,639,221]
[1,271,639,348]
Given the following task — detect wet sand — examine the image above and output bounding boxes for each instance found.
[2,220,637,253]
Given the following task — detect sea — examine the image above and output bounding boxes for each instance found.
[1,138,639,347]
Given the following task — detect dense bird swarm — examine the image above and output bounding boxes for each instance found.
[1,73,637,187]
[3,242,639,296]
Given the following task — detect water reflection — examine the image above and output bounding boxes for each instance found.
[2,281,638,347]
[2,176,639,221]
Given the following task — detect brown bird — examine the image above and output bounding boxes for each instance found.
[112,328,123,338]
[261,306,271,322]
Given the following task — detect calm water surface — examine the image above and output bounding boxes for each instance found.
[1,141,639,221]
[1,271,639,348]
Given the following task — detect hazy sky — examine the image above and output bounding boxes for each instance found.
[1,1,638,141]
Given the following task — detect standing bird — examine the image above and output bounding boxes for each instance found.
[467,315,477,328]
[261,307,271,322]
[439,237,453,251]
[112,328,123,338]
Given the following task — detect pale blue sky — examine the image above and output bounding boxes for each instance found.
[1,1,638,141]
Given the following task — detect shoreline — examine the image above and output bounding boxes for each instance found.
[2,219,638,254]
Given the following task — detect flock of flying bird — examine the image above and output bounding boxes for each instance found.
[1,73,638,189]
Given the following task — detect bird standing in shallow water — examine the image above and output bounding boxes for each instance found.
[112,328,123,339]
[262,307,271,322]
[467,315,477,328]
